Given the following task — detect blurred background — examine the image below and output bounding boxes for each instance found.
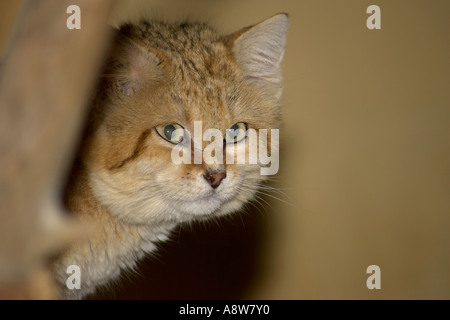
[1,0,449,299]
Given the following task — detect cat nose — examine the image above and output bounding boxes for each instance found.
[203,171,227,189]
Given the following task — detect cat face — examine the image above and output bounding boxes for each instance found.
[82,14,289,225]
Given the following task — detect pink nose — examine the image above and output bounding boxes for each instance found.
[203,171,227,189]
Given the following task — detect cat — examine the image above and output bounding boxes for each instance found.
[53,13,289,299]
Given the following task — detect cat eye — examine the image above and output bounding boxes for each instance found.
[225,122,247,144]
[155,123,185,144]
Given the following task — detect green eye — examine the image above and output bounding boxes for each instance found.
[225,122,247,144]
[155,123,185,144]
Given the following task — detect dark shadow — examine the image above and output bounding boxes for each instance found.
[89,204,270,300]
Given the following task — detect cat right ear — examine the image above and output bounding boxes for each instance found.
[228,13,289,95]
[105,27,163,96]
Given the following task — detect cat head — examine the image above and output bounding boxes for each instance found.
[82,14,289,225]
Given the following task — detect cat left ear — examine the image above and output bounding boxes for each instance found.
[106,27,163,96]
[229,13,289,91]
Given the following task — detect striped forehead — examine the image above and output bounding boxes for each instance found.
[176,82,233,132]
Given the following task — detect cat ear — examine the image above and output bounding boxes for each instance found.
[106,27,163,96]
[230,13,289,91]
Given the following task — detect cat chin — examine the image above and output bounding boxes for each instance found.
[93,187,234,225]
[178,197,223,216]
[178,197,247,223]
[104,192,246,225]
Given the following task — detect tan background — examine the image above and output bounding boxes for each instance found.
[1,0,449,299]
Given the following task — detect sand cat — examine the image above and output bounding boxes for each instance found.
[54,13,289,299]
